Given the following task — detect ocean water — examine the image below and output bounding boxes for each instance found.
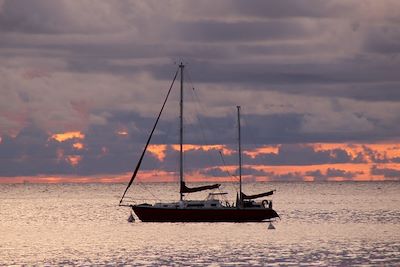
[0,182,399,266]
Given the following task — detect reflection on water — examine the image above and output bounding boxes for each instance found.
[0,182,399,266]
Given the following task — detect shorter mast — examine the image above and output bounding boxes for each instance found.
[237,106,242,203]
[179,63,184,201]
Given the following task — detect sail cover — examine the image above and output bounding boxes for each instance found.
[241,190,275,200]
[180,182,221,193]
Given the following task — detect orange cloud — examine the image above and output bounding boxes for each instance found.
[116,130,128,136]
[72,142,84,150]
[171,144,234,155]
[314,143,400,163]
[244,145,279,158]
[148,144,167,161]
[1,141,399,184]
[51,131,85,142]
[66,155,82,167]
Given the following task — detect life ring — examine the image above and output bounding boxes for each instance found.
[262,200,269,208]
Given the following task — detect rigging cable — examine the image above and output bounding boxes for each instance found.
[186,69,228,172]
[119,67,179,204]
[186,68,239,193]
[184,69,220,180]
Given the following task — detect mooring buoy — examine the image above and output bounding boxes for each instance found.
[268,222,275,230]
[127,212,135,223]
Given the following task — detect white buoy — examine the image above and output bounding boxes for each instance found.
[268,222,275,230]
[127,212,135,223]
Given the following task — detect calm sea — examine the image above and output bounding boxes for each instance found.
[0,182,399,266]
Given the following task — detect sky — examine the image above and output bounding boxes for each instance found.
[0,0,400,183]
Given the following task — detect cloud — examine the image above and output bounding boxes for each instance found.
[1,0,400,180]
[0,0,134,34]
[371,165,400,179]
[269,172,304,182]
[240,144,365,166]
[200,167,231,178]
[306,168,362,181]
[173,20,318,42]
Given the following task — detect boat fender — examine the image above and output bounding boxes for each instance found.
[262,200,269,208]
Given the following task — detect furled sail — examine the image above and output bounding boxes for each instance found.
[241,190,275,200]
[180,182,221,193]
[119,68,179,204]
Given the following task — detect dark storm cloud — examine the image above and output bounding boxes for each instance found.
[366,38,400,54]
[239,144,364,166]
[364,24,400,54]
[269,172,304,182]
[305,170,325,180]
[0,106,396,177]
[239,167,271,177]
[305,168,361,181]
[200,166,273,182]
[0,0,128,34]
[200,167,231,178]
[0,0,66,34]
[326,168,360,178]
[179,60,400,85]
[0,126,75,176]
[238,113,303,144]
[371,165,400,179]
[284,83,400,102]
[362,145,390,164]
[240,113,400,144]
[0,112,160,176]
[174,20,315,42]
[230,0,350,18]
[180,111,390,145]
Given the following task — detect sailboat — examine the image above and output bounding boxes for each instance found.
[119,63,279,222]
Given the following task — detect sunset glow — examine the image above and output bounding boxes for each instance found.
[1,1,400,186]
[66,155,82,167]
[116,130,128,136]
[1,2,399,265]
[1,142,399,183]
[0,173,132,184]
[148,144,167,161]
[51,131,85,142]
[72,142,84,150]
[244,145,280,158]
[171,144,234,155]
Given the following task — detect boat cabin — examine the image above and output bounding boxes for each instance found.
[153,199,224,209]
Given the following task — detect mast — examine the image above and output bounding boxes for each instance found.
[179,63,184,201]
[237,106,242,202]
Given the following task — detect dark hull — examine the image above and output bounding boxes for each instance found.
[132,205,279,222]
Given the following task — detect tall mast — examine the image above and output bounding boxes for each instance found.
[179,63,184,201]
[237,106,242,202]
